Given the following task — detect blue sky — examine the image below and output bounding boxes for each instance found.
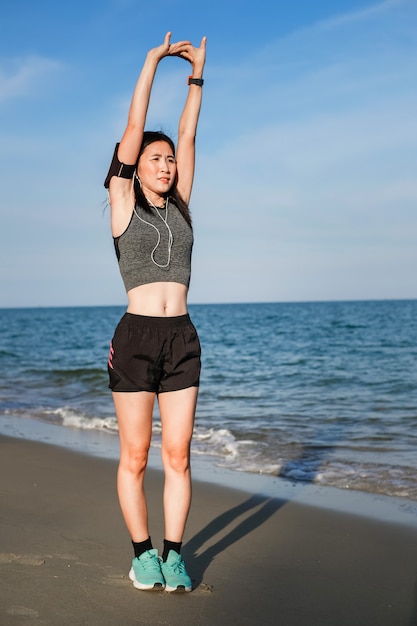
[1,0,416,307]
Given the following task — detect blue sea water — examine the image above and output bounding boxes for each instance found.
[0,300,416,502]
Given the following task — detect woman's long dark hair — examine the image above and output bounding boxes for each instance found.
[133,131,192,228]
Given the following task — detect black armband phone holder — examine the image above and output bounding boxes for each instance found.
[104,143,136,189]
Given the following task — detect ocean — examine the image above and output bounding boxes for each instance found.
[1,300,416,504]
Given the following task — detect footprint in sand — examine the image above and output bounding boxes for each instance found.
[7,605,40,617]
[0,553,45,566]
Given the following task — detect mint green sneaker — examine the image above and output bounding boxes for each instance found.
[129,549,165,591]
[161,550,192,593]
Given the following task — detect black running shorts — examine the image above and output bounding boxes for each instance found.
[108,313,201,393]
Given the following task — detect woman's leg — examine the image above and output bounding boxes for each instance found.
[113,390,155,541]
[158,386,198,542]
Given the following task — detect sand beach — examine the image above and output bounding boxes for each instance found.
[1,435,417,625]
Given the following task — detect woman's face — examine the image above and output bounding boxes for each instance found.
[137,140,176,197]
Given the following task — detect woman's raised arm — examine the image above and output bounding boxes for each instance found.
[108,33,192,216]
[117,32,191,166]
[175,37,207,205]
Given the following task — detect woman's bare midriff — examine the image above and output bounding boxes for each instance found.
[126,282,189,317]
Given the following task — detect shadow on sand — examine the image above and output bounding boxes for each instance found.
[183,493,285,588]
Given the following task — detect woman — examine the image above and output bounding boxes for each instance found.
[104,32,206,592]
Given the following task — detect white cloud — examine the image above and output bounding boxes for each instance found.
[0,55,63,103]
[315,0,407,31]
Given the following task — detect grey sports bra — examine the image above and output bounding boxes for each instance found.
[114,201,193,292]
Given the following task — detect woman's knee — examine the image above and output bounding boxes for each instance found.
[162,444,191,474]
[120,447,149,476]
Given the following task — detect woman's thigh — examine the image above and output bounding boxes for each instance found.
[113,391,156,459]
[158,387,198,454]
